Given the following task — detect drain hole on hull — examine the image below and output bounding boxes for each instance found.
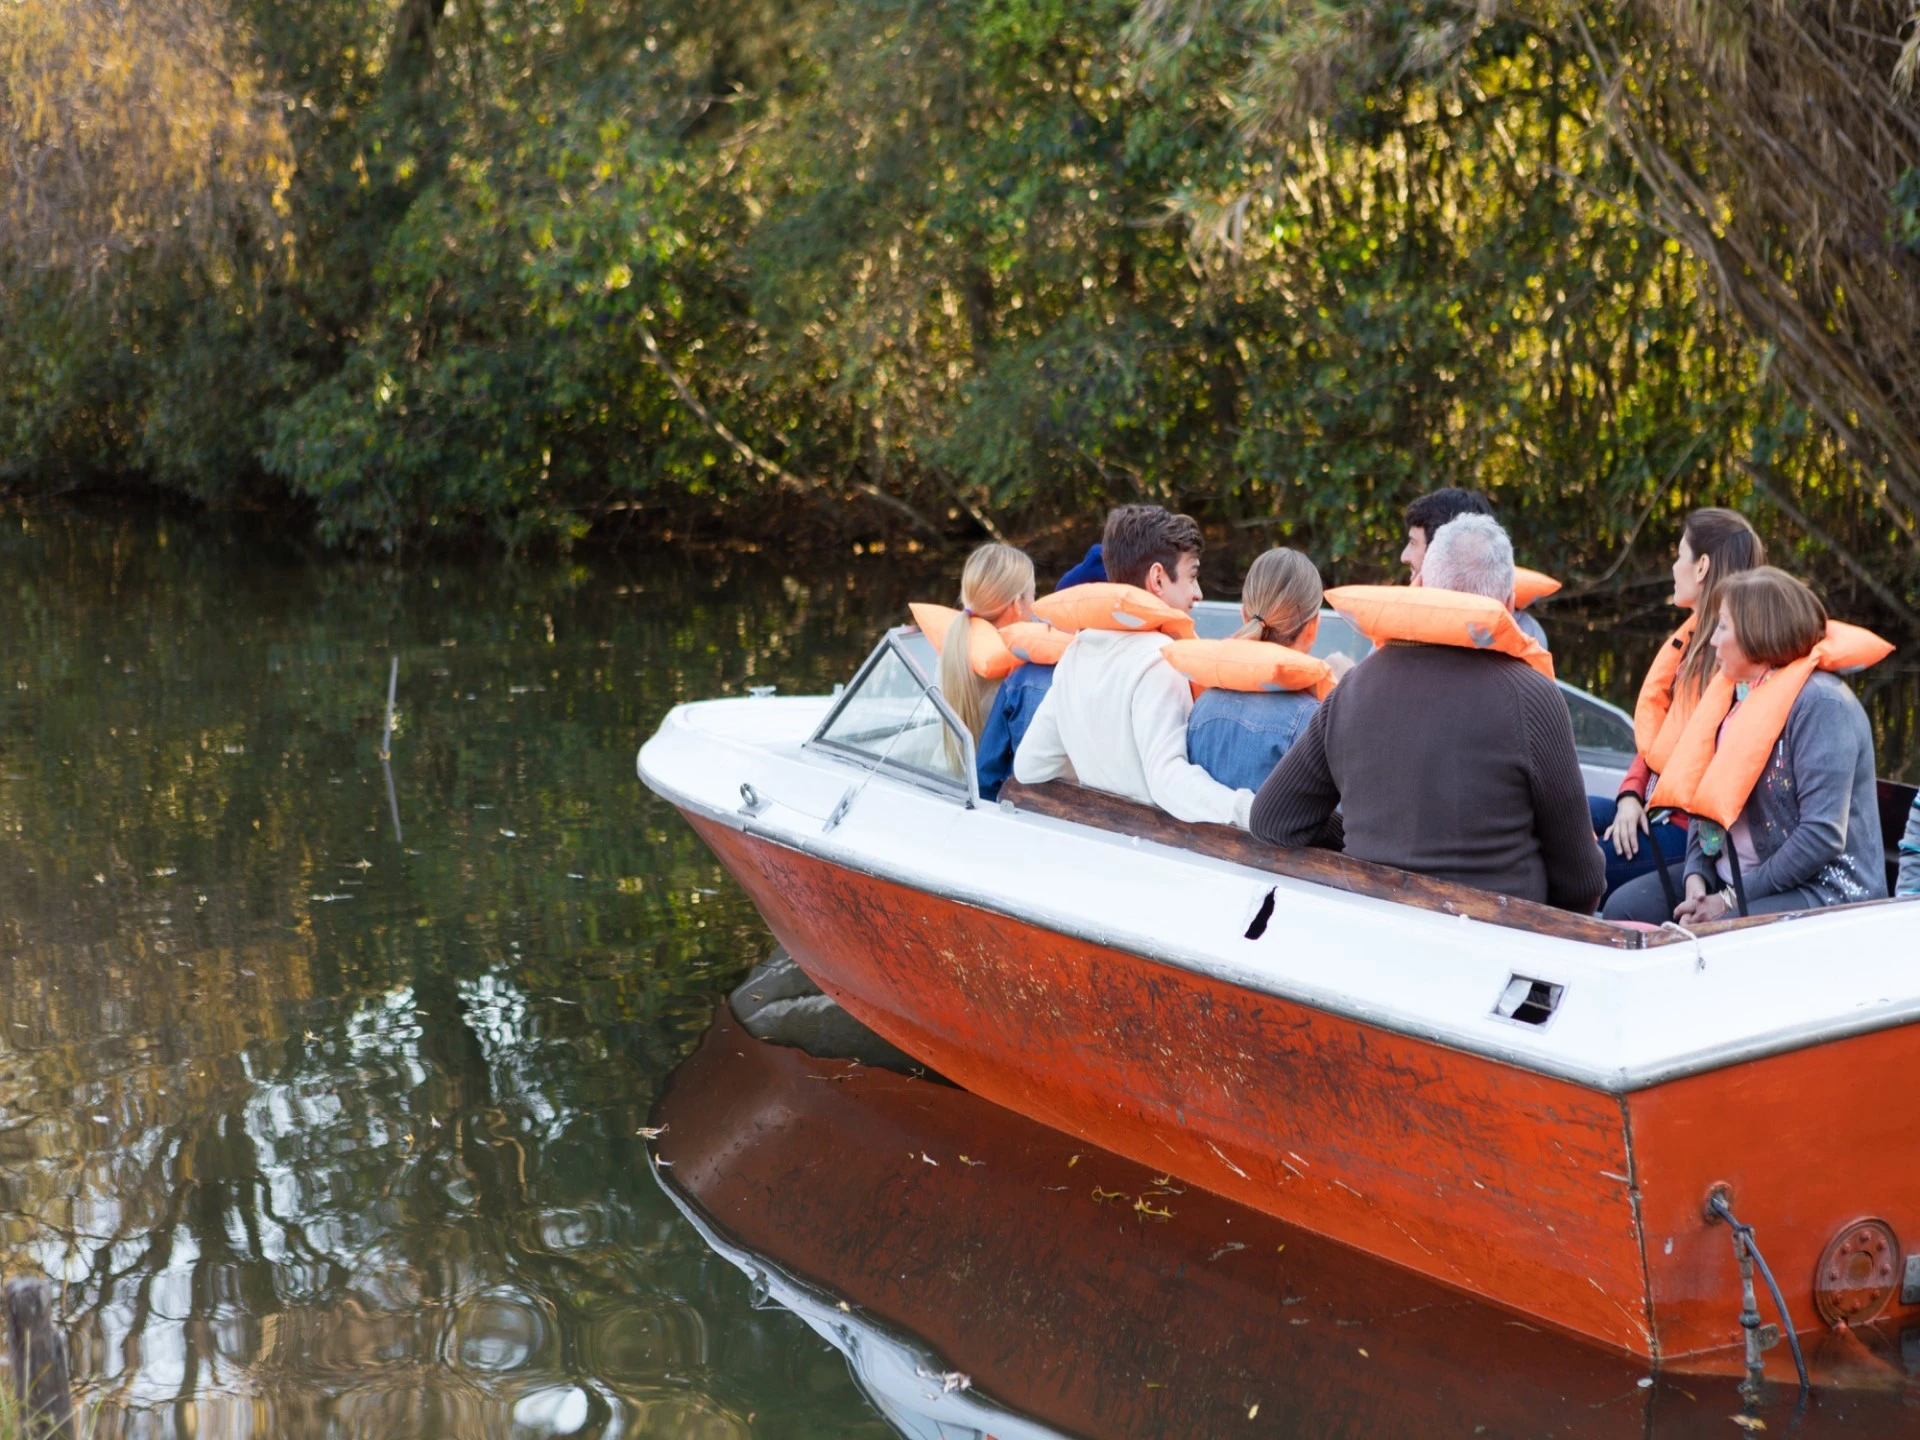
[1494,975,1563,1026]
[1244,889,1277,941]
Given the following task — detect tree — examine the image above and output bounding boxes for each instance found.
[0,0,294,278]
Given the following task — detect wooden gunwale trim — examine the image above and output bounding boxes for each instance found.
[998,779,1640,948]
[997,780,1905,947]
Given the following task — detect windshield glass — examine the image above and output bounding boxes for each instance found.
[813,640,972,790]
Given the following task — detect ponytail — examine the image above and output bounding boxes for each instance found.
[1232,548,1324,648]
[937,544,1036,764]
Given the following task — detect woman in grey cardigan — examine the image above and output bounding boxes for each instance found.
[1604,568,1886,923]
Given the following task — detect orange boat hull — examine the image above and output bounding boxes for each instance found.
[687,814,1920,1366]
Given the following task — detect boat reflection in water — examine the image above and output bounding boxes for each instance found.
[653,1006,1920,1440]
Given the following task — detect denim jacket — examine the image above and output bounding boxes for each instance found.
[1186,687,1321,795]
[1683,672,1886,906]
[976,663,1054,800]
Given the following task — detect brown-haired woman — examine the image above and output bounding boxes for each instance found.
[1602,567,1886,923]
[1594,509,1765,897]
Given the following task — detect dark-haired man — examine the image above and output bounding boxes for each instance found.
[1014,505,1255,826]
[1402,487,1550,650]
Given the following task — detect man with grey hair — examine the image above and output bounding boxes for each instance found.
[1251,515,1602,910]
[1420,512,1514,601]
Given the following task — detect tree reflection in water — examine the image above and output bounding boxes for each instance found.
[0,509,911,1438]
[0,508,1910,1438]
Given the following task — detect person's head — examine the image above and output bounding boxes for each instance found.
[1711,567,1826,687]
[1674,508,1767,698]
[1102,505,1204,612]
[1234,548,1323,649]
[939,543,1036,742]
[1419,513,1515,606]
[1401,488,1494,583]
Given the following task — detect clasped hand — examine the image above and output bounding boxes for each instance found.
[1672,873,1732,925]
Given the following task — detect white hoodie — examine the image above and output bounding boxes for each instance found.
[1012,629,1254,828]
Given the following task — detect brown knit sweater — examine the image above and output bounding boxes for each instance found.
[1250,643,1606,911]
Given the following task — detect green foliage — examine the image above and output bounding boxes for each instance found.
[0,0,1911,610]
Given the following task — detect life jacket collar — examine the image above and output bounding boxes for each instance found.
[1324,584,1555,680]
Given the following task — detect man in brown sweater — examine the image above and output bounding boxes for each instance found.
[1250,516,1605,912]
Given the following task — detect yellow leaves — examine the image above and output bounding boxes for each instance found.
[605,262,634,291]
[0,0,295,276]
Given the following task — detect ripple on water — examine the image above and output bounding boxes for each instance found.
[510,1382,594,1436]
[517,1202,611,1257]
[604,1390,752,1440]
[578,1298,710,1382]
[449,1285,559,1375]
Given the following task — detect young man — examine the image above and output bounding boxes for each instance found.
[1013,506,1255,827]
[1402,487,1550,650]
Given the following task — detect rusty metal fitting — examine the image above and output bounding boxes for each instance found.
[1812,1218,1900,1328]
[1703,1182,1735,1224]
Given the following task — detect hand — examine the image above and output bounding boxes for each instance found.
[1673,888,1732,926]
[1606,794,1648,859]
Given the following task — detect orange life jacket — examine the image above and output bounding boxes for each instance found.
[1162,637,1336,702]
[1324,585,1555,680]
[1632,614,1698,771]
[1032,583,1197,641]
[1512,567,1562,610]
[1649,621,1894,828]
[908,602,1071,679]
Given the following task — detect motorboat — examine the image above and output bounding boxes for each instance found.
[651,1007,1920,1434]
[637,602,1920,1368]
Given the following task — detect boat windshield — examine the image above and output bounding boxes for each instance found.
[811,636,977,800]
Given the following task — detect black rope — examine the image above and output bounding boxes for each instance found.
[1708,1192,1810,1394]
[1648,807,1680,913]
[1723,831,1752,918]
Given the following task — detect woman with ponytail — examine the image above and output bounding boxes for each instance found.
[1592,509,1765,898]
[935,543,1049,800]
[1186,549,1345,792]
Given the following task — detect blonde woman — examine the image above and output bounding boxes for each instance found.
[937,543,1049,799]
[1186,549,1336,792]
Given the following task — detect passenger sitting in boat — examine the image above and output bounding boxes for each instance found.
[1602,568,1888,924]
[1185,549,1344,792]
[1593,508,1764,902]
[1057,542,1107,589]
[1899,795,1920,896]
[1013,505,1256,827]
[1252,516,1605,910]
[932,543,1053,802]
[1403,487,1551,652]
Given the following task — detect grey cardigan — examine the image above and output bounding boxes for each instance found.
[1683,671,1886,906]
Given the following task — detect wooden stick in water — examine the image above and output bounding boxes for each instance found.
[379,655,399,762]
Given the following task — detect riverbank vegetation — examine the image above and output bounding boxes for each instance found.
[2,0,1917,616]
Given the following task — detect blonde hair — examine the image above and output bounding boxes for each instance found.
[940,543,1036,745]
[1232,548,1322,647]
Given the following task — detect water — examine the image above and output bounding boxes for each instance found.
[0,506,1913,1438]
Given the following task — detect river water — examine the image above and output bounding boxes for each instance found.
[0,508,1913,1438]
